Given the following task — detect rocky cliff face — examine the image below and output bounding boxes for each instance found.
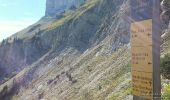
[0,0,131,99]
[0,37,50,83]
[161,0,170,55]
[161,0,170,29]
[0,0,169,100]
[45,0,85,17]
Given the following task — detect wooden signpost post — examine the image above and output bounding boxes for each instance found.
[130,0,161,100]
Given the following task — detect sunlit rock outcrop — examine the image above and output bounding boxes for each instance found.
[45,0,85,17]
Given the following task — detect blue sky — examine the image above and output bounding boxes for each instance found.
[0,0,46,41]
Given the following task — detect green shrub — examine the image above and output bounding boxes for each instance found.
[161,54,170,79]
[162,84,170,100]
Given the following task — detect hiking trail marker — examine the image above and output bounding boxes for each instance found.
[130,0,161,100]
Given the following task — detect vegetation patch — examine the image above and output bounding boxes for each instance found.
[162,84,170,100]
[161,53,170,79]
[108,87,131,100]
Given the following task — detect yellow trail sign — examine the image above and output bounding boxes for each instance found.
[132,71,153,100]
[130,0,161,99]
[131,19,153,99]
[131,20,152,47]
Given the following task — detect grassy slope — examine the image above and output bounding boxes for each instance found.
[13,37,132,100]
[161,36,170,56]
[46,0,100,31]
